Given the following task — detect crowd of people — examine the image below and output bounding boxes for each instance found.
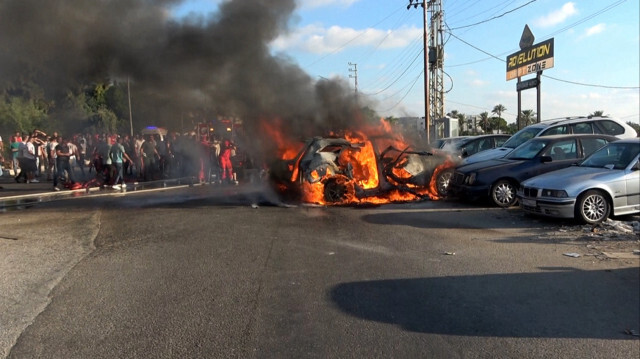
[1,129,251,191]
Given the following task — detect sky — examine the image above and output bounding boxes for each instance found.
[172,0,640,126]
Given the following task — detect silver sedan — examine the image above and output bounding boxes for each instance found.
[518,138,640,224]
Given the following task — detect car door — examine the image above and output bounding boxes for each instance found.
[625,158,640,208]
[529,139,579,179]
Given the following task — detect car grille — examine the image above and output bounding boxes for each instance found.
[521,186,539,198]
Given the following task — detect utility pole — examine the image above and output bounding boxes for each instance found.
[348,62,358,102]
[429,0,445,122]
[127,76,133,137]
[407,0,431,143]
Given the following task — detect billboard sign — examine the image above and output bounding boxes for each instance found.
[506,38,554,81]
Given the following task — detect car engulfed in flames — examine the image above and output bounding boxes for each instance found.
[269,131,455,205]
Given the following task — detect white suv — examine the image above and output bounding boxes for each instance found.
[462,116,638,164]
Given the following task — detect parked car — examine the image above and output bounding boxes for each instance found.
[438,134,511,158]
[269,136,451,204]
[518,138,639,224]
[461,116,637,165]
[449,134,618,207]
[434,136,470,150]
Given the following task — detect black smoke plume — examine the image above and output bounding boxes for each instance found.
[0,0,367,157]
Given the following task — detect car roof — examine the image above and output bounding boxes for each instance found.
[535,115,626,127]
[526,133,618,141]
[609,138,640,144]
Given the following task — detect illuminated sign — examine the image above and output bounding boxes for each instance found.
[506,38,554,81]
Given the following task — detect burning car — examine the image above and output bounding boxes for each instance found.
[269,134,454,205]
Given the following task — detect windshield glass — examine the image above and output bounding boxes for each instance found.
[506,139,549,160]
[501,127,542,148]
[580,142,640,169]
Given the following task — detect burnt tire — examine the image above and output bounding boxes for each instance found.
[491,180,518,207]
[575,190,610,225]
[323,178,349,203]
[436,169,453,198]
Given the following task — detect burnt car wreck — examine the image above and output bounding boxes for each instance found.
[270,136,453,205]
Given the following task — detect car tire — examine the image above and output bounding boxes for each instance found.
[491,180,518,207]
[575,190,610,224]
[436,169,453,198]
[323,178,350,203]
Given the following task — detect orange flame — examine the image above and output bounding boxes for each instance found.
[268,118,452,205]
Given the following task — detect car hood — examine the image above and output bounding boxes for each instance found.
[521,166,621,189]
[461,147,512,165]
[456,158,517,173]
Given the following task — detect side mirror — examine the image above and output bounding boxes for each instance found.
[540,155,553,163]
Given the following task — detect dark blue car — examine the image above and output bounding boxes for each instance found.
[449,134,617,207]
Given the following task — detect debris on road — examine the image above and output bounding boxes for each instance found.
[541,218,640,242]
[443,252,456,256]
[601,252,640,260]
[563,252,581,258]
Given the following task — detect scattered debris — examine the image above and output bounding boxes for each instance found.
[601,252,640,260]
[563,252,581,258]
[443,252,456,256]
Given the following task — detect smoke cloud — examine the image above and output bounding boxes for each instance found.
[0,0,368,156]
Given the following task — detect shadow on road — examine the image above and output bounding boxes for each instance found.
[329,267,639,339]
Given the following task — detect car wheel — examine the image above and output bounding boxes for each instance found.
[323,178,350,203]
[436,169,453,198]
[576,190,610,224]
[491,180,518,207]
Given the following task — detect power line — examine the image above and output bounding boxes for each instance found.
[303,5,405,68]
[448,0,537,31]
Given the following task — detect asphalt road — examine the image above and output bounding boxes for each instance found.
[1,184,638,358]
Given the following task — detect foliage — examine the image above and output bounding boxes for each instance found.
[0,94,49,134]
[626,121,640,137]
[520,109,536,127]
[590,110,605,117]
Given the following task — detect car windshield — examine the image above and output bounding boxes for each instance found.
[580,142,640,169]
[501,127,542,148]
[505,139,549,160]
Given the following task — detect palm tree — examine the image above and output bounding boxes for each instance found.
[590,110,605,117]
[479,111,490,133]
[520,109,536,127]
[492,104,506,120]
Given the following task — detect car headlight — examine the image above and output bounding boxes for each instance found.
[541,189,568,198]
[465,173,476,185]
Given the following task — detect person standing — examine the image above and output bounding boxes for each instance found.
[15,135,37,183]
[53,137,75,191]
[140,135,159,181]
[10,135,21,174]
[219,139,236,185]
[109,136,132,190]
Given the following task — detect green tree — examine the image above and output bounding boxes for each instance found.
[520,109,536,127]
[626,121,640,137]
[590,110,605,117]
[492,104,506,120]
[479,111,490,133]
[489,117,508,133]
[0,95,48,133]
